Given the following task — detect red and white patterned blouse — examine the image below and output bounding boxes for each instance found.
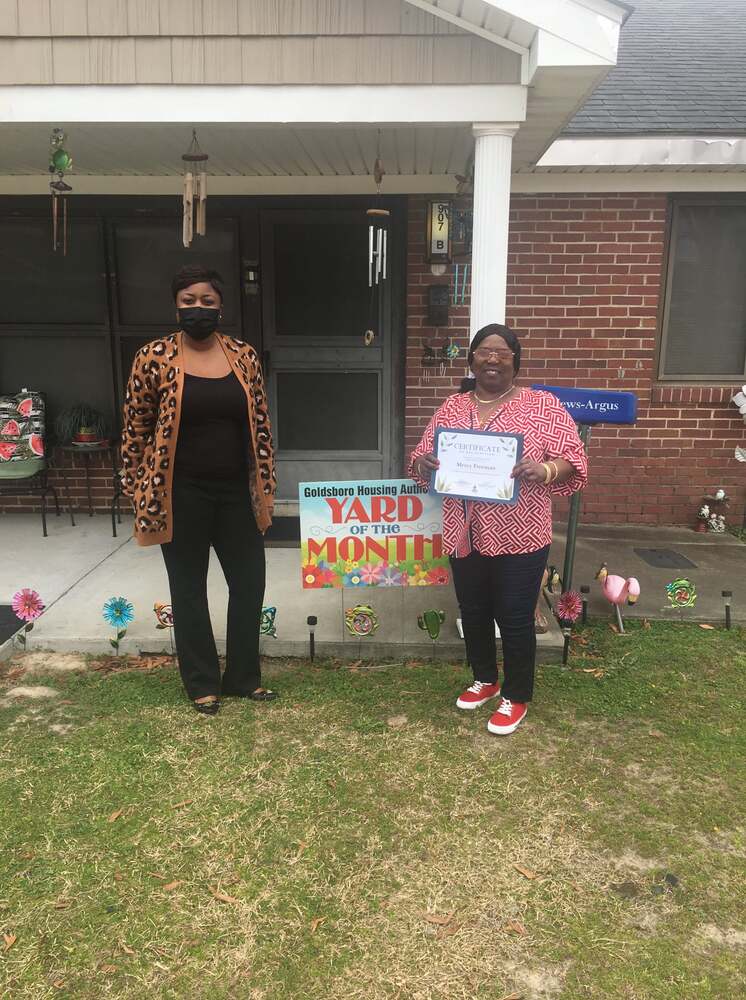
[408,388,588,557]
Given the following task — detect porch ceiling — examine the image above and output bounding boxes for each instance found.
[0,122,476,180]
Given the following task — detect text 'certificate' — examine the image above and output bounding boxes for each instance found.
[431,428,524,504]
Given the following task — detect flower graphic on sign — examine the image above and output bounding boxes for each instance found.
[378,565,405,587]
[343,569,365,587]
[359,563,384,585]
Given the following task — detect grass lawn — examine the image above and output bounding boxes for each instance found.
[0,622,744,999]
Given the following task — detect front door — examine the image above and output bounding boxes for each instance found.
[261,208,395,500]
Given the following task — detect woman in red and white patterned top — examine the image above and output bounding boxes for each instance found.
[409,323,587,736]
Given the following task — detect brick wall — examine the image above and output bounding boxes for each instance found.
[406,193,746,529]
[0,447,125,519]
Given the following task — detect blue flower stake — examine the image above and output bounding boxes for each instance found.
[103,597,134,655]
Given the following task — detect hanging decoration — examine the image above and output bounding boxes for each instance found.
[12,588,45,649]
[344,604,379,637]
[364,133,389,345]
[260,606,277,638]
[103,596,134,655]
[49,129,73,255]
[417,609,445,641]
[181,129,209,248]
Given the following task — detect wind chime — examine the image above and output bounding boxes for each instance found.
[49,129,73,255]
[364,137,390,346]
[181,129,209,248]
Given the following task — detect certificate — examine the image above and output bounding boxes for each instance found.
[431,427,524,504]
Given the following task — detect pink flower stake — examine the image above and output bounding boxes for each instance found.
[12,588,45,649]
[555,590,582,666]
[556,590,582,626]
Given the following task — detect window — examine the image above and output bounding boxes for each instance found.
[660,200,746,380]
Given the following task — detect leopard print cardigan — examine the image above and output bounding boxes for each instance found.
[120,332,276,546]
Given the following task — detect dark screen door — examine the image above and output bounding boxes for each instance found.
[261,209,393,500]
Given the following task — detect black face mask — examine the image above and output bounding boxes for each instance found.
[178,306,220,341]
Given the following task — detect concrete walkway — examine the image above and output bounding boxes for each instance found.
[1,511,743,661]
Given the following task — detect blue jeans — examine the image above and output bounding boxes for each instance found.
[449,544,550,702]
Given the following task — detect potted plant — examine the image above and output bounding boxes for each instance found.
[54,403,108,446]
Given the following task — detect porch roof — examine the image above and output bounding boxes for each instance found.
[0,0,630,190]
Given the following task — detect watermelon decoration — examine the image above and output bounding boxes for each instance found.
[0,442,17,461]
[17,398,33,418]
[29,434,44,457]
[1,419,20,437]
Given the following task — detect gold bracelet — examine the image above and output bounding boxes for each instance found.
[549,461,559,482]
[542,463,553,484]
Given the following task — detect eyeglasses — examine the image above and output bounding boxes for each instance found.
[473,348,515,361]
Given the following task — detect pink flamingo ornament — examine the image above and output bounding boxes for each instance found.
[595,563,640,633]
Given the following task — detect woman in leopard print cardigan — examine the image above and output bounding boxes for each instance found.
[121,265,277,715]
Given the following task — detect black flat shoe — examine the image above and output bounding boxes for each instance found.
[249,688,279,702]
[193,698,220,715]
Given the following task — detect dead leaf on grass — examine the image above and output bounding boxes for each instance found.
[512,864,538,880]
[113,872,124,882]
[120,943,135,956]
[386,715,408,730]
[3,933,16,951]
[436,921,461,940]
[609,624,619,634]
[172,799,193,809]
[423,911,455,926]
[107,809,123,824]
[161,881,182,892]
[209,888,240,904]
[52,900,71,910]
[504,920,527,936]
[148,872,167,881]
[53,980,66,989]
[310,916,326,934]
[642,619,652,629]
[698,624,716,630]
[100,964,117,974]
[648,730,665,739]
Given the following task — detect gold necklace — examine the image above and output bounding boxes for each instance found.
[473,385,515,405]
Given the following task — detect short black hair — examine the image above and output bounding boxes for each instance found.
[460,323,522,392]
[171,264,224,303]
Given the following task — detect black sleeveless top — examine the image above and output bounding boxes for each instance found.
[175,371,251,480]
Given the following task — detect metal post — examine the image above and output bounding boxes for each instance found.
[561,424,591,594]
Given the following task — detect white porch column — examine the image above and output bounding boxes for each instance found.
[469,123,518,339]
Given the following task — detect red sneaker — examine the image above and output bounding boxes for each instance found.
[456,680,500,710]
[487,698,527,735]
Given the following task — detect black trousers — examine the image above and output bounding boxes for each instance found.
[450,545,550,703]
[161,475,265,701]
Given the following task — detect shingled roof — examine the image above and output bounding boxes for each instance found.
[564,0,746,136]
